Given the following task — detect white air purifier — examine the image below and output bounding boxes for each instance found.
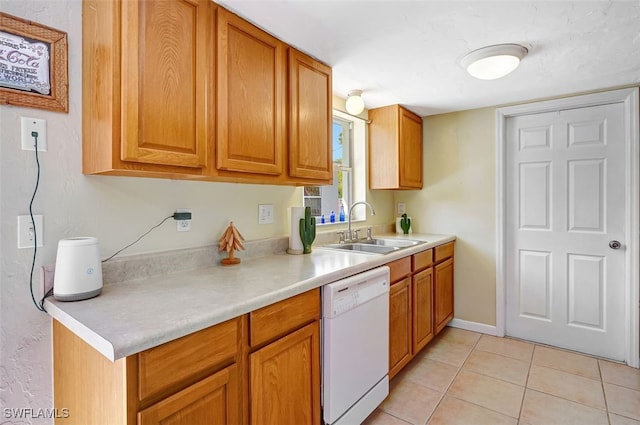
[54,237,103,301]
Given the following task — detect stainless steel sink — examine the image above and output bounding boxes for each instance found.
[359,238,423,248]
[323,243,401,255]
[322,238,426,255]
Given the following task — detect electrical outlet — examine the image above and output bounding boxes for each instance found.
[21,117,47,151]
[17,215,44,248]
[176,208,191,232]
[258,204,274,224]
[397,202,406,215]
[40,264,55,299]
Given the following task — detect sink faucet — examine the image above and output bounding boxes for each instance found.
[347,201,376,242]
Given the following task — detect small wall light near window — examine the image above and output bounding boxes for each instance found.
[345,90,365,115]
[460,43,528,80]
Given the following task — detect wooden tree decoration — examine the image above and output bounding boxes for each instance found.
[218,221,245,265]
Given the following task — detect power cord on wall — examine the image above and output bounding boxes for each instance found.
[27,125,192,309]
[32,210,188,311]
[101,212,192,263]
[28,131,48,312]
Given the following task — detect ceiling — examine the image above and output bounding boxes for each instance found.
[218,0,640,117]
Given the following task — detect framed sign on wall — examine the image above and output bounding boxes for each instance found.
[0,12,68,113]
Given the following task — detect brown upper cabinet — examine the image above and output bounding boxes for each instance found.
[216,7,285,176]
[83,0,214,178]
[82,0,332,186]
[368,104,423,189]
[288,48,333,181]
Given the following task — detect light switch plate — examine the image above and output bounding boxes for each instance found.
[397,202,406,215]
[258,204,274,224]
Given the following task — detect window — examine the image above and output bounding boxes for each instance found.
[303,110,365,224]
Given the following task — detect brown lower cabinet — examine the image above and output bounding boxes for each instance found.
[248,289,321,425]
[250,323,320,425]
[53,243,453,423]
[389,276,412,378]
[412,267,434,353]
[435,257,454,334]
[53,289,320,425]
[138,365,239,425]
[388,241,454,379]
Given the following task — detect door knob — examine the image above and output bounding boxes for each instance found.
[609,240,622,250]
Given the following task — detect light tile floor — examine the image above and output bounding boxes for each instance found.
[363,328,640,425]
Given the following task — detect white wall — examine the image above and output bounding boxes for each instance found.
[396,107,497,326]
[0,1,393,421]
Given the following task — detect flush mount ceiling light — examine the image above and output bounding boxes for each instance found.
[345,90,365,115]
[460,43,528,80]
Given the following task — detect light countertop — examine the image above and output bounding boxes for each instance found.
[46,233,455,361]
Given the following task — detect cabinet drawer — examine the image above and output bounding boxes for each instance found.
[435,242,454,263]
[388,257,412,283]
[138,317,240,403]
[413,249,433,272]
[138,364,240,425]
[250,289,320,347]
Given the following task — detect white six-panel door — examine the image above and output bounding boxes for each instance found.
[506,102,627,361]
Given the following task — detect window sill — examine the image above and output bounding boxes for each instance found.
[316,218,366,227]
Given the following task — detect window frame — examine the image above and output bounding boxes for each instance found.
[303,109,367,225]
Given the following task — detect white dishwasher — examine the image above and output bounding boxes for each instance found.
[323,266,390,425]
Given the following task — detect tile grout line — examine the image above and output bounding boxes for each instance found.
[379,410,413,425]
[528,346,614,415]
[516,343,536,423]
[378,330,479,425]
[598,360,613,425]
[422,332,483,425]
[518,342,538,423]
[421,334,482,425]
[466,347,532,387]
[378,331,639,425]
[432,334,529,422]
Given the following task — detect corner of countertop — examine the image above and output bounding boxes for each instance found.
[48,301,116,361]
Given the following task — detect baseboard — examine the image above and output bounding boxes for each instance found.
[448,318,498,336]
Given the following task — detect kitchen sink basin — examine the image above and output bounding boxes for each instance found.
[359,238,423,248]
[322,238,426,255]
[323,243,400,255]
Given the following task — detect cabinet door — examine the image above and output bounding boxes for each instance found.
[368,105,400,189]
[288,49,332,182]
[250,321,321,425]
[217,8,285,175]
[434,258,454,334]
[121,0,210,168]
[412,267,434,354]
[399,107,423,188]
[138,364,240,425]
[368,104,423,189]
[389,277,412,379]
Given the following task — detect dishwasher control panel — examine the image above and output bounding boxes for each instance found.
[323,266,390,318]
[332,292,360,316]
